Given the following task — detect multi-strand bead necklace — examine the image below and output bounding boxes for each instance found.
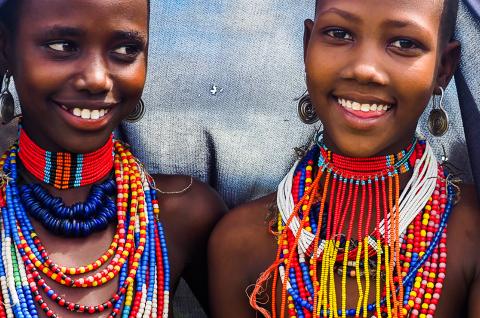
[0,129,170,318]
[251,135,454,318]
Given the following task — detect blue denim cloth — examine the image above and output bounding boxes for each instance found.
[454,1,480,195]
[122,1,477,208]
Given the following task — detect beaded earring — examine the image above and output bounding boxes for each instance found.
[125,98,145,123]
[0,70,15,125]
[428,87,449,137]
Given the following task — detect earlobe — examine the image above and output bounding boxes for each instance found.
[436,40,461,89]
[303,19,314,65]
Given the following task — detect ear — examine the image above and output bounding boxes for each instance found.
[303,19,314,65]
[435,40,460,92]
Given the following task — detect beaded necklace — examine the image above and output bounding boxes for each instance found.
[18,130,114,189]
[250,136,453,318]
[0,132,171,318]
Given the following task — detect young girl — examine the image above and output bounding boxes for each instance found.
[210,0,480,317]
[0,1,226,317]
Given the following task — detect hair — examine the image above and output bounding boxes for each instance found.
[0,0,18,35]
[0,0,151,36]
[314,0,459,45]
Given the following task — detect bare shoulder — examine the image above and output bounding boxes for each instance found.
[152,174,227,269]
[153,174,227,232]
[210,192,277,267]
[447,184,480,253]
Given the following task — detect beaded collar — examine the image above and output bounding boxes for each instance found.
[18,128,114,189]
[0,139,171,318]
[250,136,454,318]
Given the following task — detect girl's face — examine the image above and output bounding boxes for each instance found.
[304,0,459,157]
[3,0,148,153]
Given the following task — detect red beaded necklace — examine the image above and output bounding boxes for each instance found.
[18,129,114,189]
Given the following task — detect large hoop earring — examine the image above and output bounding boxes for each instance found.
[428,87,449,137]
[297,92,319,124]
[125,98,145,123]
[0,70,15,125]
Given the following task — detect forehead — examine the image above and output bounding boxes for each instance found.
[16,0,148,35]
[316,0,443,29]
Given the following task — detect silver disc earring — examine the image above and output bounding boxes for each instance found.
[0,70,15,125]
[125,98,145,123]
[297,93,319,124]
[428,87,449,137]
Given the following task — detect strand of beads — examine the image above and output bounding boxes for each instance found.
[270,137,452,318]
[19,179,117,237]
[0,140,170,318]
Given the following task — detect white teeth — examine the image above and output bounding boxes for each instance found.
[73,108,82,116]
[91,110,100,120]
[81,109,91,119]
[338,98,392,113]
[70,107,109,119]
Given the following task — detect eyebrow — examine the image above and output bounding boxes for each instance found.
[316,7,362,23]
[381,19,431,35]
[42,26,85,38]
[111,30,147,43]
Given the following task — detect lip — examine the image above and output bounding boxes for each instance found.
[331,94,394,130]
[51,99,116,131]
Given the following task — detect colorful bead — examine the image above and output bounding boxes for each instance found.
[252,137,453,318]
[0,137,171,318]
[18,128,114,189]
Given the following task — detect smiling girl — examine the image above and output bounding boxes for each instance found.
[0,1,226,317]
[209,0,480,317]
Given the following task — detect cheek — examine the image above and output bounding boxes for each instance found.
[393,58,437,116]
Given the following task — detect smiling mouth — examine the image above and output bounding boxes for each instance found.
[59,105,110,120]
[336,97,393,113]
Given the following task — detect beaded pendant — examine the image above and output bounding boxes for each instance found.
[0,137,171,318]
[251,136,454,318]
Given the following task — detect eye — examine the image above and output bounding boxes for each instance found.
[113,45,140,56]
[390,39,420,50]
[46,41,76,52]
[325,29,353,41]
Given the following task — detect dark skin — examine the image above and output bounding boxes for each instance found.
[209,1,480,317]
[0,1,227,317]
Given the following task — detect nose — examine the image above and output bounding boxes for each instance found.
[341,45,389,86]
[73,53,113,94]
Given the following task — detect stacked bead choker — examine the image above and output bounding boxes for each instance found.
[18,129,114,189]
[250,135,454,318]
[0,131,171,318]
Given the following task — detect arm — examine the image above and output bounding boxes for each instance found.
[209,196,277,318]
[155,175,227,315]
